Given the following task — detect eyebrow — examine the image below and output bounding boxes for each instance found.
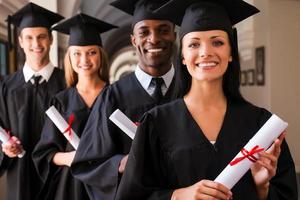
[188,35,225,40]
[137,23,171,30]
[73,48,97,52]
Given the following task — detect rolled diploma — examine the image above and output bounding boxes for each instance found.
[0,126,26,158]
[214,114,288,189]
[45,106,79,150]
[109,109,137,140]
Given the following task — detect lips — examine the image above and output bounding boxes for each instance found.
[147,48,163,53]
[196,61,218,68]
[31,48,43,53]
[79,65,92,70]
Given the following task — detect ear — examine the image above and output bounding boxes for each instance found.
[182,54,186,65]
[229,55,232,62]
[130,34,136,47]
[18,36,24,49]
[49,33,53,45]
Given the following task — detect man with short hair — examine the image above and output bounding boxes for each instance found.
[71,0,177,199]
[0,3,65,200]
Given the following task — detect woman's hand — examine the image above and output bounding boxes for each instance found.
[118,154,129,173]
[171,179,232,200]
[52,151,76,167]
[251,132,286,200]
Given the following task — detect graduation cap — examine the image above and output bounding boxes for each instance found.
[6,2,64,49]
[110,0,171,28]
[52,13,118,46]
[155,0,259,39]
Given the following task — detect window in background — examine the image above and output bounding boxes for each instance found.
[0,41,8,76]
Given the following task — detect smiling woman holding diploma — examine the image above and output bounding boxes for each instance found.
[116,0,298,200]
[32,13,116,200]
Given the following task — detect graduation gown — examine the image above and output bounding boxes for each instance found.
[0,68,65,200]
[32,87,95,200]
[116,99,298,200]
[71,72,176,199]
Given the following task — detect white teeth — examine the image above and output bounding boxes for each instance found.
[80,65,92,69]
[147,48,163,53]
[32,49,43,53]
[197,62,217,68]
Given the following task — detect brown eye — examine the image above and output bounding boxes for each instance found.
[188,43,200,48]
[88,51,97,56]
[212,40,224,47]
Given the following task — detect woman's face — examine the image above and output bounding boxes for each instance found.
[181,30,232,83]
[69,45,101,77]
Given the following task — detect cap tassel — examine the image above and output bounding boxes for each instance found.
[6,15,13,51]
[233,28,238,51]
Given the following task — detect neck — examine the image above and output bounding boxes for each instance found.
[26,58,50,72]
[185,79,226,109]
[139,62,172,77]
[76,74,105,93]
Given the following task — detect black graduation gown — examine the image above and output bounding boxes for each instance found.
[0,68,65,200]
[71,72,176,200]
[32,87,95,200]
[116,99,298,200]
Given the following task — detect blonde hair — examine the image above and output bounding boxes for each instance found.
[64,46,110,88]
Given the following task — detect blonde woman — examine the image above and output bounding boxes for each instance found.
[32,13,117,200]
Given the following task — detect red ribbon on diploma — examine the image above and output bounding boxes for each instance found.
[64,114,75,139]
[230,145,264,166]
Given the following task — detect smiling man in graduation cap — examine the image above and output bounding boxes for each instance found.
[0,3,65,200]
[70,0,178,199]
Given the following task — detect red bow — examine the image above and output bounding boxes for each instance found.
[64,114,75,140]
[230,145,264,166]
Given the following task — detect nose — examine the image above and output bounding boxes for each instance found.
[147,31,160,44]
[199,43,213,58]
[32,37,40,47]
[80,53,90,64]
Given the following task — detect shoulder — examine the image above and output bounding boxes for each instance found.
[50,87,75,111]
[230,101,272,125]
[109,72,137,92]
[142,99,184,124]
[2,70,24,89]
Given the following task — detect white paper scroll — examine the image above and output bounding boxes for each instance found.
[45,106,80,150]
[109,109,137,140]
[0,126,25,158]
[214,114,288,189]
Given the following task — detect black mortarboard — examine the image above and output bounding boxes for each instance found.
[52,13,118,46]
[7,2,63,30]
[6,2,64,49]
[155,0,259,39]
[110,0,171,28]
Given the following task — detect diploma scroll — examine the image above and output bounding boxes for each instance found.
[109,109,137,140]
[214,114,288,189]
[46,106,80,150]
[0,126,26,158]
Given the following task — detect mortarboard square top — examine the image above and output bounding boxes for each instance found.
[8,2,64,30]
[110,0,172,28]
[52,13,118,46]
[154,0,259,39]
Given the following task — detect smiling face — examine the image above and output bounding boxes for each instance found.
[19,27,52,69]
[131,19,176,76]
[69,45,101,78]
[181,30,232,83]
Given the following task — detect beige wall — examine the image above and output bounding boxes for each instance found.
[269,0,300,170]
[240,0,300,171]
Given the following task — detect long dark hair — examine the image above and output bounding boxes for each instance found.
[173,29,246,104]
